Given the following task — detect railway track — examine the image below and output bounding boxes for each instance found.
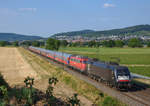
[27,48,150,106]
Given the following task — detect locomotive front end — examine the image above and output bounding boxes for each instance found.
[115,67,132,89]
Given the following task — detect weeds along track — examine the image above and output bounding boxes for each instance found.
[27,48,150,106]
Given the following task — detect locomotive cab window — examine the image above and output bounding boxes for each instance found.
[117,68,130,76]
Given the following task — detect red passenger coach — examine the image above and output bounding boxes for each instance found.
[69,55,89,72]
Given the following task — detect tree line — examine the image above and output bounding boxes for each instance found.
[67,38,150,48]
[44,38,150,51]
[0,41,19,47]
[1,38,150,50]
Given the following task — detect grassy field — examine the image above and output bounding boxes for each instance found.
[59,47,150,77]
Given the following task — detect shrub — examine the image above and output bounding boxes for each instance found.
[68,93,80,106]
[0,86,8,99]
[115,40,124,47]
[23,76,35,105]
[128,38,143,48]
[46,77,58,105]
[0,73,9,88]
[147,42,150,47]
[0,99,6,106]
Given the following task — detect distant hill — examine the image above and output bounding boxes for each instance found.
[0,33,43,41]
[52,25,150,37]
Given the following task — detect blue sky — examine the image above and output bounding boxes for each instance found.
[0,0,150,37]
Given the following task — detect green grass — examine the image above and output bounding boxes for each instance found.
[129,66,150,77]
[59,47,150,77]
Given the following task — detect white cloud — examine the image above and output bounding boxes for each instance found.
[103,3,115,8]
[0,8,18,16]
[19,8,37,12]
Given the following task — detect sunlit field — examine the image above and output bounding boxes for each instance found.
[59,47,150,77]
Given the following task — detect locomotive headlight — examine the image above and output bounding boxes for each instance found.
[118,76,129,80]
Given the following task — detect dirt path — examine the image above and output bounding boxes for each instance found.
[0,47,39,86]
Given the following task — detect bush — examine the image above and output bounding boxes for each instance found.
[0,41,7,47]
[102,40,115,47]
[115,40,124,47]
[68,93,80,106]
[147,42,150,47]
[23,76,35,105]
[0,86,8,99]
[46,77,58,105]
[0,73,9,88]
[128,38,143,48]
[102,96,119,106]
[21,87,36,104]
[0,99,6,106]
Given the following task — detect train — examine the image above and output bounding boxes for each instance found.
[28,46,132,89]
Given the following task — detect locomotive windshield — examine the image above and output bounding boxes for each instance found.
[117,68,130,76]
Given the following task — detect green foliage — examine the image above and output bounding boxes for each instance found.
[88,41,96,47]
[0,99,6,106]
[21,87,36,105]
[0,86,8,99]
[46,77,58,105]
[128,38,143,48]
[115,40,124,47]
[102,40,115,47]
[13,41,19,47]
[60,40,68,47]
[46,38,60,51]
[99,92,104,98]
[0,41,7,47]
[20,41,32,46]
[24,76,34,88]
[32,41,40,47]
[69,42,81,47]
[0,73,9,88]
[68,93,80,106]
[147,42,150,47]
[48,77,58,85]
[102,96,119,106]
[23,76,35,105]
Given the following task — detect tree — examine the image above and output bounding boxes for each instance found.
[32,41,40,47]
[115,40,124,47]
[0,41,7,47]
[54,39,60,50]
[60,40,68,47]
[147,42,150,47]
[20,41,32,46]
[13,41,19,47]
[88,41,96,47]
[46,38,56,50]
[70,42,80,47]
[128,38,143,48]
[102,40,115,47]
[46,38,60,51]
